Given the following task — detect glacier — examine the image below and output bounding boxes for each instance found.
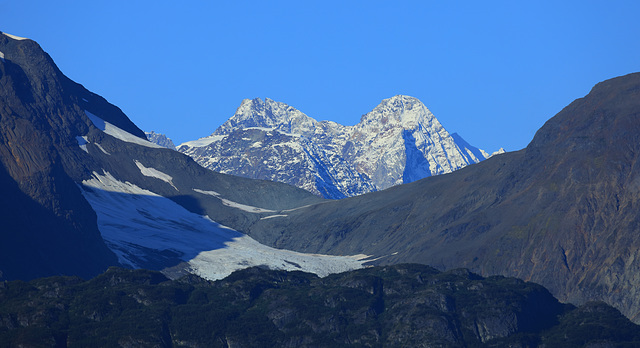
[80,170,369,280]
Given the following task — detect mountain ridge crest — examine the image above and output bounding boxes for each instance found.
[179,95,490,198]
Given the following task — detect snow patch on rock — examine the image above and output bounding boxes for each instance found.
[81,170,368,279]
[260,214,288,220]
[76,136,88,153]
[95,143,111,155]
[2,32,28,41]
[178,135,226,148]
[86,111,163,149]
[193,188,275,213]
[135,160,177,190]
[192,188,221,196]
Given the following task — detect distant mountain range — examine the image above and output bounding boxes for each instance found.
[2,28,640,340]
[176,96,502,198]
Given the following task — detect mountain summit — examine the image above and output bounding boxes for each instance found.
[349,95,489,188]
[215,97,318,136]
[245,72,640,323]
[178,95,491,198]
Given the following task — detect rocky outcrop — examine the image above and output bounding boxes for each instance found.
[178,96,489,198]
[2,265,638,347]
[144,131,175,149]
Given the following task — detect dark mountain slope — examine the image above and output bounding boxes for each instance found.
[2,265,639,347]
[246,72,640,322]
[0,33,120,280]
[0,32,322,281]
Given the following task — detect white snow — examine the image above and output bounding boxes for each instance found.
[81,170,368,279]
[281,204,315,213]
[94,143,111,155]
[0,51,4,62]
[178,135,226,148]
[135,160,177,190]
[246,126,277,132]
[192,188,220,196]
[76,136,88,153]
[76,135,112,155]
[193,188,275,213]
[490,148,506,157]
[178,95,494,199]
[190,238,369,280]
[245,127,299,137]
[2,32,28,41]
[85,111,163,149]
[260,214,288,220]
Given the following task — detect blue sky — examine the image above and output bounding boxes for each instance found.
[2,1,639,152]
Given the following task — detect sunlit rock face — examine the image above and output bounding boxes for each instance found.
[178,96,489,198]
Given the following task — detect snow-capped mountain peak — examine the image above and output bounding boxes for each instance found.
[214,97,317,136]
[359,95,439,130]
[1,31,28,41]
[178,96,493,198]
[145,131,176,149]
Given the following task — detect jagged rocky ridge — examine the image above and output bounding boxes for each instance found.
[145,130,175,149]
[177,97,496,198]
[2,265,639,347]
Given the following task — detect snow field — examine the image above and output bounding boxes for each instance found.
[81,171,368,280]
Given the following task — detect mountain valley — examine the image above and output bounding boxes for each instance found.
[0,31,364,282]
[2,29,640,345]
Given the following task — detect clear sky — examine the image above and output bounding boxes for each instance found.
[2,1,639,152]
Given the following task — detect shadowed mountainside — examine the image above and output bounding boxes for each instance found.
[245,72,640,323]
[0,32,322,280]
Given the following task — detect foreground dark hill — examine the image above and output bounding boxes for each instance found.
[2,265,639,347]
[0,32,323,281]
[246,72,640,322]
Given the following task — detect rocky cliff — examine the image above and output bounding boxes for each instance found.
[145,131,175,149]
